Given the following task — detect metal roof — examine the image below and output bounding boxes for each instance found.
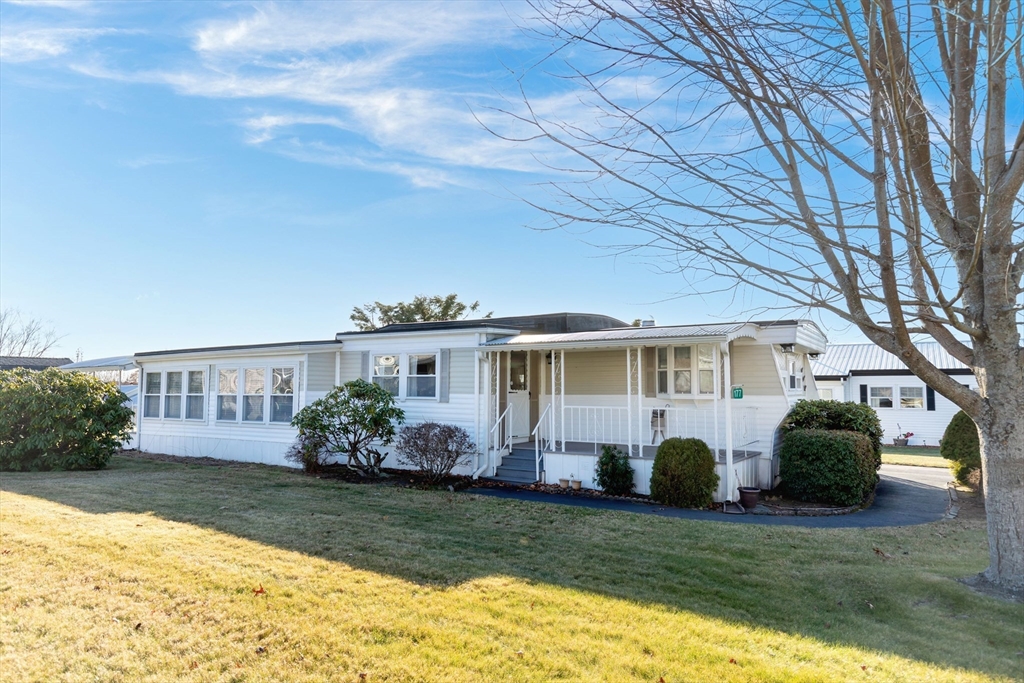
[135,339,341,358]
[60,356,137,371]
[0,356,73,371]
[483,322,756,347]
[811,342,970,377]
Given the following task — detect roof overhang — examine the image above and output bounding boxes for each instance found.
[335,326,522,342]
[134,340,343,362]
[60,356,138,372]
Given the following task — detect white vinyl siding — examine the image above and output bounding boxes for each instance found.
[305,352,337,392]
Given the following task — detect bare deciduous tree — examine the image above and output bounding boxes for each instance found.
[501,0,1023,590]
[0,308,62,358]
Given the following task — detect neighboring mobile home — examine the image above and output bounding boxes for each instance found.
[811,342,976,446]
[125,313,826,503]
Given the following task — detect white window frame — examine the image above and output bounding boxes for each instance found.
[406,352,439,400]
[655,344,719,399]
[787,356,804,393]
[143,371,162,419]
[371,354,401,397]
[899,385,925,409]
[185,369,206,421]
[215,363,300,425]
[370,351,441,401]
[142,367,209,422]
[269,366,296,423]
[869,385,894,409]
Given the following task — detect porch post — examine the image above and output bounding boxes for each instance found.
[713,344,720,461]
[626,347,633,458]
[637,346,643,456]
[560,349,566,452]
[550,348,556,449]
[722,341,735,502]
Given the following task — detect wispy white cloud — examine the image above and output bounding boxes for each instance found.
[0,27,117,62]
[8,1,563,185]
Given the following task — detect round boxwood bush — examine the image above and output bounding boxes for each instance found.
[783,399,883,470]
[595,444,635,496]
[649,437,718,508]
[780,429,877,506]
[0,368,134,471]
[941,410,981,486]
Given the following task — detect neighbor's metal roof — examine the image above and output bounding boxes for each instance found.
[0,356,73,371]
[811,342,969,377]
[483,322,756,347]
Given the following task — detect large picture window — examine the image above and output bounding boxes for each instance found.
[656,344,717,398]
[373,355,400,396]
[243,368,265,422]
[407,354,437,398]
[218,369,238,421]
[271,367,294,422]
[144,372,161,418]
[186,370,205,420]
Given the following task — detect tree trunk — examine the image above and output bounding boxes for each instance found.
[975,345,1024,591]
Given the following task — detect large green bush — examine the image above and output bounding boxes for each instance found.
[0,368,134,471]
[290,379,405,477]
[780,429,876,506]
[595,444,635,496]
[649,437,719,508]
[941,410,981,487]
[783,399,883,469]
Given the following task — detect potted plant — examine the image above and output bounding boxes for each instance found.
[738,486,761,510]
[893,425,913,447]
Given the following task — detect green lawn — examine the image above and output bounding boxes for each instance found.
[881,445,949,468]
[1,455,1020,682]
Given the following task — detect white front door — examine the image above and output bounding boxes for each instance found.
[508,351,530,439]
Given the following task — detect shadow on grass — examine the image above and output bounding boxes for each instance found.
[1,455,1019,680]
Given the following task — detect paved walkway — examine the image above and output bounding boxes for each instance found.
[467,464,952,528]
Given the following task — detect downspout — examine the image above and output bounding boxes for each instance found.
[472,337,485,479]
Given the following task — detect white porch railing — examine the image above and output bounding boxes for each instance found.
[490,403,514,457]
[532,404,553,481]
[539,404,758,459]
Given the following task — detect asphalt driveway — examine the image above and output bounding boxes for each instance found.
[468,464,953,528]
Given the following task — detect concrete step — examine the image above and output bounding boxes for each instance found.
[483,472,538,485]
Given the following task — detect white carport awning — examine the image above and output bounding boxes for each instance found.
[60,356,137,372]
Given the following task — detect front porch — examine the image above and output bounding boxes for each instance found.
[481,335,776,502]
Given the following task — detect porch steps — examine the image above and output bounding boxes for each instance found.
[486,446,541,485]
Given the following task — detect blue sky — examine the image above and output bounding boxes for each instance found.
[0,0,865,359]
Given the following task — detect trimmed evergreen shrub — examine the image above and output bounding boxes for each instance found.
[649,437,718,508]
[783,399,883,470]
[780,429,876,506]
[0,368,134,471]
[941,410,981,487]
[595,444,635,495]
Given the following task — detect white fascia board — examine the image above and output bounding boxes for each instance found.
[482,335,731,352]
[135,342,342,364]
[334,327,521,343]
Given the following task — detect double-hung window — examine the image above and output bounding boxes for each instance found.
[373,355,400,396]
[870,386,893,408]
[900,386,924,409]
[407,354,437,398]
[243,368,265,422]
[656,344,717,398]
[271,368,294,422]
[186,370,205,420]
[144,372,161,418]
[164,372,183,419]
[218,369,238,421]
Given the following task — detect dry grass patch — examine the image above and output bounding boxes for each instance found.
[1,455,1021,682]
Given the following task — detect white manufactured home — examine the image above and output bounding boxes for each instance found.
[123,313,826,503]
[811,342,976,446]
